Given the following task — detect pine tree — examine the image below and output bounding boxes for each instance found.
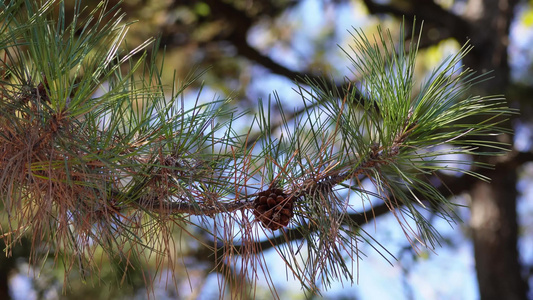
[0,0,513,298]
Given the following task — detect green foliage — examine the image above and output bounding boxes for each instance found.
[0,0,513,298]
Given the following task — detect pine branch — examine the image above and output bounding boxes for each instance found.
[0,1,515,297]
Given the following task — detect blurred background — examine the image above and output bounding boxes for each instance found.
[2,0,533,299]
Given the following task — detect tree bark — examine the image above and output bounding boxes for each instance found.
[460,0,528,298]
[471,167,528,300]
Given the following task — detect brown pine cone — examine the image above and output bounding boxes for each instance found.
[253,188,294,230]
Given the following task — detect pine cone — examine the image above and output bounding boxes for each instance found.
[253,188,294,230]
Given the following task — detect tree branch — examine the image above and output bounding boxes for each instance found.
[193,201,392,262]
[362,0,470,45]
[137,196,254,215]
[195,0,372,108]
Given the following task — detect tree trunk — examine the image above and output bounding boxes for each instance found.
[471,167,528,300]
[461,0,528,299]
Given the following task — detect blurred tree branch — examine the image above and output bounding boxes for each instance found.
[362,0,470,45]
